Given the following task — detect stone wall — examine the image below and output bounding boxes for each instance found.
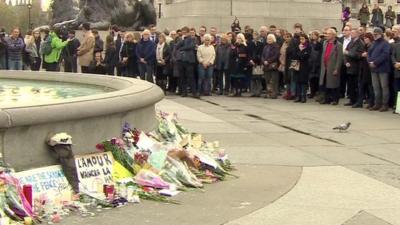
[157,0,342,32]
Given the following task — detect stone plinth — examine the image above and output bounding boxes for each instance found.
[158,0,342,32]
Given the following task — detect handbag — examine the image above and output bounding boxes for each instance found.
[252,65,264,75]
[289,60,300,71]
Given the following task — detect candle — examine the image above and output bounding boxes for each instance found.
[23,185,33,207]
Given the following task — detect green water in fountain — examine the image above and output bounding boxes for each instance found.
[0,78,114,105]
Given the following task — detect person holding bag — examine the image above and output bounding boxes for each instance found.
[293,33,312,103]
[261,34,280,99]
[250,32,266,97]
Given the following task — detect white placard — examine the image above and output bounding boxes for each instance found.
[75,152,114,193]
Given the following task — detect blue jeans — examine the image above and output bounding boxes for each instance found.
[371,72,389,106]
[198,65,213,95]
[138,62,154,83]
[0,54,6,69]
[8,59,23,70]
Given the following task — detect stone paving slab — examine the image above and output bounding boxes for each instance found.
[226,166,400,225]
[297,146,393,166]
[61,165,301,225]
[342,211,392,225]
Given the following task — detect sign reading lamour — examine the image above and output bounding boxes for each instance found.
[75,152,114,192]
[16,165,70,195]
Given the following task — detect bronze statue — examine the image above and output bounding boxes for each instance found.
[52,0,157,30]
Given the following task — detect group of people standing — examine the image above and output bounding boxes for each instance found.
[0,23,104,74]
[1,6,400,114]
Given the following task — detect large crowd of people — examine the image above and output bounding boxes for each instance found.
[0,4,400,114]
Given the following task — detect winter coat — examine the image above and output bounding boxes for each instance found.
[360,43,372,83]
[371,8,384,27]
[197,44,216,66]
[175,36,196,63]
[231,43,250,77]
[391,38,400,78]
[26,38,41,58]
[344,38,364,75]
[319,40,343,89]
[136,38,156,64]
[309,41,323,77]
[5,36,24,61]
[293,44,311,84]
[94,36,104,53]
[367,37,391,74]
[44,32,68,64]
[261,43,280,71]
[63,38,80,62]
[385,10,396,27]
[215,43,232,70]
[286,34,301,61]
[358,7,370,25]
[77,31,95,67]
[121,41,139,73]
[104,45,118,69]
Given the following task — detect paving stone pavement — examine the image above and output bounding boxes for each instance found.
[63,96,400,225]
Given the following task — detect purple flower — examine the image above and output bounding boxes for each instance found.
[123,122,132,133]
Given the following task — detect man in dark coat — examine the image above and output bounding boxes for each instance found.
[175,26,198,98]
[368,27,391,111]
[338,26,352,99]
[63,30,81,73]
[343,28,364,106]
[136,29,156,82]
[391,25,400,113]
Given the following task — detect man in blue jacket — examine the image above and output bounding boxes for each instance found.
[175,26,198,98]
[368,27,391,112]
[5,27,25,70]
[136,29,156,83]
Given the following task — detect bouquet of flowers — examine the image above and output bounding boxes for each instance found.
[97,138,136,175]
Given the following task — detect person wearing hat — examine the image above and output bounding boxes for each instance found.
[368,27,391,112]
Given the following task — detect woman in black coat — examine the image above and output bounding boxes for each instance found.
[294,33,311,103]
[355,32,374,108]
[308,31,323,98]
[104,35,118,75]
[230,33,250,97]
[120,32,139,78]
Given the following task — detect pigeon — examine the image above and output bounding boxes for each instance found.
[333,122,351,132]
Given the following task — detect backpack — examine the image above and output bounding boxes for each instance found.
[40,36,52,56]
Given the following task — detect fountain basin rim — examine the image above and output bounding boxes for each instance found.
[0,71,164,128]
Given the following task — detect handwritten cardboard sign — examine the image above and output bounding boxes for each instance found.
[75,152,114,192]
[15,165,71,198]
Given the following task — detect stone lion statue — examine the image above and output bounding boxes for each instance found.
[51,0,157,30]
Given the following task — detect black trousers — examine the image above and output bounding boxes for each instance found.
[30,57,41,71]
[177,61,196,96]
[81,66,90,73]
[347,73,359,104]
[309,77,319,97]
[64,57,78,73]
[46,62,59,72]
[156,65,168,92]
[340,65,348,98]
